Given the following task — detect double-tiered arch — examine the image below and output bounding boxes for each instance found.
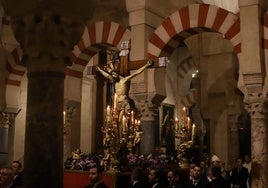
[148,4,241,107]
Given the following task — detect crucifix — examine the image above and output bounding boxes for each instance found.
[95,52,155,122]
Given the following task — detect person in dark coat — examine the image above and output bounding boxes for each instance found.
[148,168,164,188]
[210,166,228,188]
[231,158,248,188]
[11,160,24,187]
[183,164,210,188]
[83,165,108,188]
[130,167,146,188]
[166,169,182,188]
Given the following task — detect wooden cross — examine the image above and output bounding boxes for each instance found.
[92,55,162,76]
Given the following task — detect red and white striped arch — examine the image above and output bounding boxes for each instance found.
[6,47,26,86]
[68,21,131,78]
[264,12,268,66]
[148,4,241,59]
[181,89,197,108]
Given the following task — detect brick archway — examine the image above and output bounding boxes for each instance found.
[147,3,241,108]
[148,4,240,59]
[68,21,131,78]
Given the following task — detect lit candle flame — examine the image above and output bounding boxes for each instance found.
[63,111,66,124]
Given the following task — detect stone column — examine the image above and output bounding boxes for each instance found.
[0,45,9,111]
[80,76,96,153]
[239,0,265,75]
[0,111,18,165]
[129,66,166,154]
[0,112,11,165]
[134,99,159,154]
[8,10,84,187]
[227,114,240,165]
[246,94,268,188]
[25,71,65,187]
[63,105,76,161]
[126,0,164,61]
[126,0,167,154]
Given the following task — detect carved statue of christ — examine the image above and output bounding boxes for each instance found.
[96,59,152,122]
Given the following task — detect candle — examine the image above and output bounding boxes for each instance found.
[182,107,186,118]
[187,117,191,130]
[106,106,111,122]
[63,111,66,124]
[175,117,179,130]
[107,105,110,114]
[113,94,117,111]
[192,123,196,140]
[131,110,134,125]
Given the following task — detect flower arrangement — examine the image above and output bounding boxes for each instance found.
[127,153,178,170]
[64,149,178,171]
[64,151,103,171]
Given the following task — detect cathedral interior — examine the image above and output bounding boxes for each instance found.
[0,0,268,187]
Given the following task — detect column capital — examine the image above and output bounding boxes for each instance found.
[244,94,268,119]
[10,10,85,73]
[0,111,18,128]
[135,99,158,121]
[64,104,76,125]
[242,72,264,94]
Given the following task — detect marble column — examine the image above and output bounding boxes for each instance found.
[8,9,85,187]
[246,99,268,188]
[134,99,159,155]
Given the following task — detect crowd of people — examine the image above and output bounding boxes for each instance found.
[81,154,251,188]
[84,155,250,188]
[1,154,251,188]
[127,154,252,188]
[128,154,251,188]
[0,161,24,188]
